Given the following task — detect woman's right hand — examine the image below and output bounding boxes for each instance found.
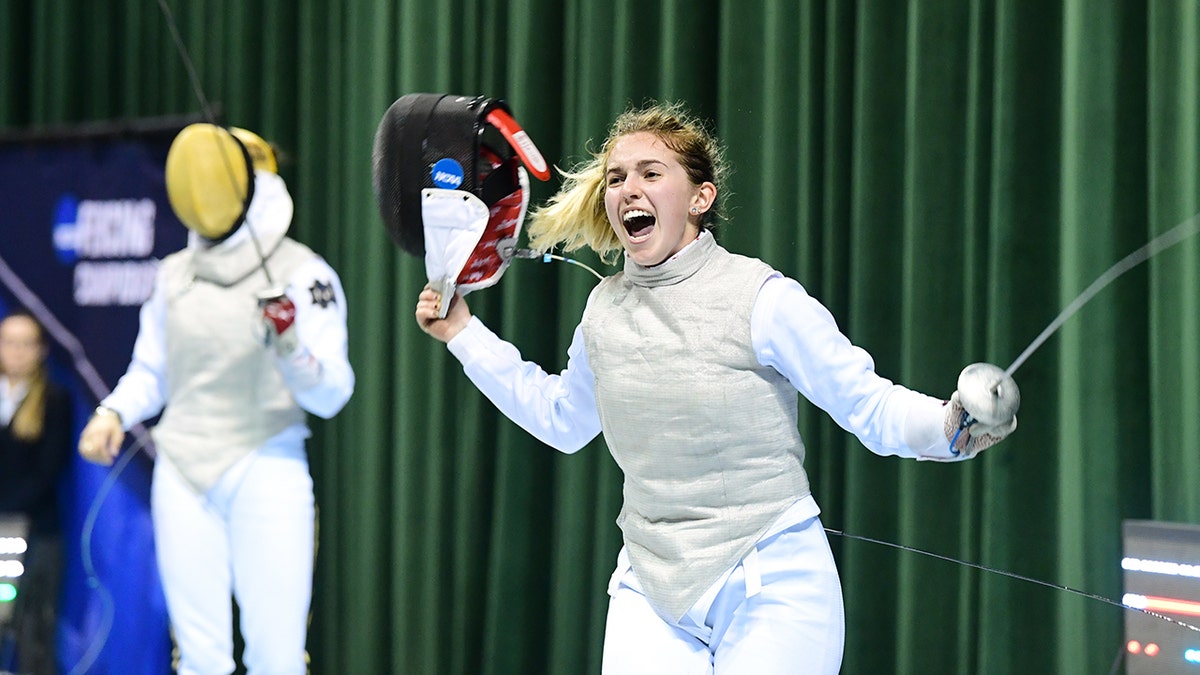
[415,284,471,343]
[78,411,125,466]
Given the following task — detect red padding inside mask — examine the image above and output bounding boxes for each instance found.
[457,186,524,287]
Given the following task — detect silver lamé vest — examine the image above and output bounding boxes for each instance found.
[581,234,811,621]
[151,238,316,492]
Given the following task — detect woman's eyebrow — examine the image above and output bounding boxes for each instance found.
[607,158,667,174]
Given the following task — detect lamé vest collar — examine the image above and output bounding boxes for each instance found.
[621,230,714,288]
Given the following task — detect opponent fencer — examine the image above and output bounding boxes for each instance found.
[78,123,354,674]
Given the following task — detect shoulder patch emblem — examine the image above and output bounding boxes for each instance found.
[309,280,336,308]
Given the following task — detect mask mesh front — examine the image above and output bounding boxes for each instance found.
[372,93,515,256]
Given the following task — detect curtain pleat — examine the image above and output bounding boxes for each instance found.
[4,1,1200,673]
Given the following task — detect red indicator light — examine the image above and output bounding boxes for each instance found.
[1145,643,1160,657]
[1127,640,1142,654]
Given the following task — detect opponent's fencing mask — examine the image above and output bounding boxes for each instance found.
[372,94,550,316]
[166,123,277,240]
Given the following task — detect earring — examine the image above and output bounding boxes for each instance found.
[691,207,699,214]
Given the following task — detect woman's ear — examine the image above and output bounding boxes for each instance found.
[692,181,717,215]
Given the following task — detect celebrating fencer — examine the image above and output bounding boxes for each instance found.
[379,96,1017,673]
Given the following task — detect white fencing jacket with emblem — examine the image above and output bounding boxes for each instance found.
[102,171,354,492]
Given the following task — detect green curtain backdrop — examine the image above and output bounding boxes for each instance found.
[4,1,1199,673]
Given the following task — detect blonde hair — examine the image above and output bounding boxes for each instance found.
[526,101,729,263]
[4,311,48,443]
[11,375,47,443]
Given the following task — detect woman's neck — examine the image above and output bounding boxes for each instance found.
[3,373,30,392]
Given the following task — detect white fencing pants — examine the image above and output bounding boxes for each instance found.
[151,443,315,675]
[602,509,844,674]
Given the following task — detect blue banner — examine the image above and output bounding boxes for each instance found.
[0,129,188,673]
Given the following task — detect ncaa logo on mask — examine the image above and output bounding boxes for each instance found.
[431,158,464,189]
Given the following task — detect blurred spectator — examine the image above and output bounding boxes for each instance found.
[0,309,72,675]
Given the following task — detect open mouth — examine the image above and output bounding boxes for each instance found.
[623,209,656,240]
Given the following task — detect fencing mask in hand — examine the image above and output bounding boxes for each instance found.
[372,93,550,316]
